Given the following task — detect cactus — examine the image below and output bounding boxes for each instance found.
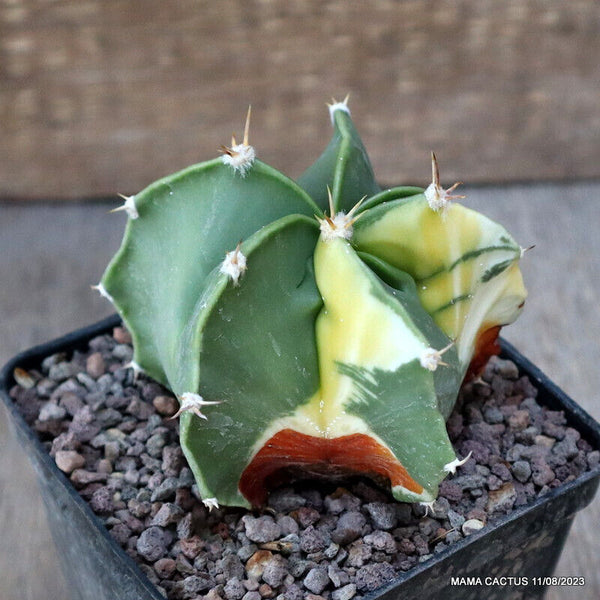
[99,99,527,509]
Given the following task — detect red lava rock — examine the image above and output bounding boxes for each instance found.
[179,535,204,560]
[154,557,176,579]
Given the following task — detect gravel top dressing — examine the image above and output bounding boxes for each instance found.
[10,325,599,600]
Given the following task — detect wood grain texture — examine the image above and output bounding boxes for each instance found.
[1,1,600,199]
[0,184,599,599]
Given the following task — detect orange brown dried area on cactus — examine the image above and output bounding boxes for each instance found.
[238,429,424,507]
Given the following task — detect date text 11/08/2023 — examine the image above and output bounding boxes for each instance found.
[450,576,586,587]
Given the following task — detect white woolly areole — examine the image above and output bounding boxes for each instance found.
[221,144,256,177]
[328,102,351,124]
[125,361,144,380]
[319,212,354,242]
[443,451,473,474]
[420,346,443,371]
[419,500,436,516]
[202,497,220,511]
[173,392,222,420]
[220,248,247,285]
[121,195,139,219]
[424,182,451,212]
[92,283,114,304]
[111,195,139,219]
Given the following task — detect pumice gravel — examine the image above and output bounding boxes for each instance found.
[10,325,598,600]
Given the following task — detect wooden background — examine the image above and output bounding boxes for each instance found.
[1,0,600,200]
[1,1,600,599]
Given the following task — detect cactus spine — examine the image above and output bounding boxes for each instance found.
[100,101,526,508]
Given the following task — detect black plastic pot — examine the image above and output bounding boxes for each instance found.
[1,315,599,600]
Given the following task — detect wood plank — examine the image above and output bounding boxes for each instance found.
[0,184,599,598]
[1,1,600,199]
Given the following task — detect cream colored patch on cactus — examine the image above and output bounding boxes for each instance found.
[418,259,476,314]
[456,261,526,365]
[356,200,484,280]
[312,237,427,425]
[354,197,526,368]
[248,235,428,461]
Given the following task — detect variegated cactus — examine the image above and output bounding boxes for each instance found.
[98,99,527,509]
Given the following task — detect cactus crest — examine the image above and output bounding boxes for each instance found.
[101,100,527,508]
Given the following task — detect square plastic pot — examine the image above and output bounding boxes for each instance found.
[1,315,599,600]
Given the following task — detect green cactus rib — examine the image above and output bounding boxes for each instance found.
[177,215,322,508]
[101,159,320,388]
[298,106,381,213]
[356,185,424,213]
[352,194,527,368]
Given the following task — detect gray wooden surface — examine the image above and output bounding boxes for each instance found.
[2,0,600,199]
[1,183,599,598]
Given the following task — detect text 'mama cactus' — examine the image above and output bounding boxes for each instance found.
[99,99,527,509]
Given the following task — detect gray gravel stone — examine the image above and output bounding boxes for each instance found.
[346,542,372,568]
[363,531,396,554]
[150,476,179,502]
[218,554,245,581]
[49,362,77,382]
[137,526,171,562]
[303,567,330,594]
[242,515,281,543]
[446,509,465,529]
[151,502,184,527]
[331,511,366,545]
[277,515,299,536]
[553,437,579,461]
[364,502,397,530]
[38,401,67,422]
[331,584,357,600]
[262,554,288,588]
[89,486,114,513]
[587,450,600,470]
[462,519,485,536]
[512,460,532,482]
[530,458,555,487]
[327,564,350,588]
[355,562,396,592]
[179,573,215,597]
[300,525,329,554]
[279,584,302,600]
[224,577,246,600]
